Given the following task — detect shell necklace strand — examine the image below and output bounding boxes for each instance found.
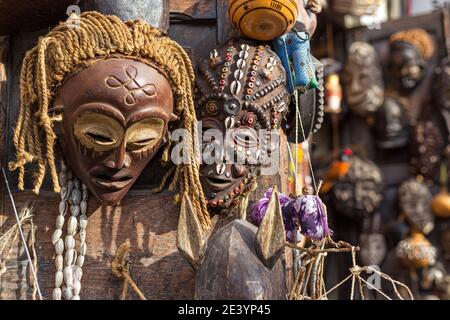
[52,161,89,300]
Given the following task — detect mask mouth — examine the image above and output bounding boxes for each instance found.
[90,171,134,191]
[201,174,234,192]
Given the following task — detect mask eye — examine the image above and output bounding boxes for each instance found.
[85,131,116,145]
[232,128,258,148]
[74,112,123,152]
[125,118,165,153]
[127,132,158,151]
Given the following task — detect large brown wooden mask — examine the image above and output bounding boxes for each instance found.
[195,41,290,215]
[53,58,174,205]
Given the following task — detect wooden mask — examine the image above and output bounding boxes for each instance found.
[389,29,435,91]
[195,41,290,215]
[53,58,174,205]
[330,155,384,218]
[344,42,384,117]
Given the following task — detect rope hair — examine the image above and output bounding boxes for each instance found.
[389,28,435,60]
[8,11,211,230]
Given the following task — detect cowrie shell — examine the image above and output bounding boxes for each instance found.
[239,51,249,59]
[65,249,75,266]
[55,270,63,288]
[241,44,249,51]
[82,188,88,201]
[58,201,67,216]
[77,255,85,268]
[63,266,74,286]
[55,255,64,271]
[79,214,88,229]
[52,229,62,245]
[65,235,75,250]
[59,171,67,187]
[80,243,87,256]
[216,163,226,175]
[230,80,242,95]
[70,205,80,217]
[67,181,74,195]
[63,286,73,300]
[72,281,81,295]
[74,267,83,282]
[56,215,65,229]
[80,200,87,215]
[60,186,68,201]
[80,229,86,243]
[71,189,81,205]
[225,116,235,129]
[237,59,246,69]
[67,216,78,235]
[55,238,64,255]
[210,49,218,59]
[234,69,244,80]
[52,288,62,300]
[275,102,287,113]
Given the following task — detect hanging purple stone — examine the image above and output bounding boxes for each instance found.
[283,195,332,241]
[250,188,290,225]
[250,188,331,243]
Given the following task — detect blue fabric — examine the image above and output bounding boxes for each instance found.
[273,30,318,94]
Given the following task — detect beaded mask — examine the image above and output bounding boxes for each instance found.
[344,42,384,117]
[195,41,290,214]
[398,178,434,235]
[330,155,384,218]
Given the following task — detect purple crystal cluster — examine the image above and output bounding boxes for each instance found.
[250,188,332,243]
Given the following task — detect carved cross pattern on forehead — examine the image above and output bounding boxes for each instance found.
[105,65,156,106]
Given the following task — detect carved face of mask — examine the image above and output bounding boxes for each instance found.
[359,233,386,266]
[359,213,386,266]
[54,58,174,205]
[344,42,384,117]
[375,97,409,149]
[331,155,384,218]
[398,178,434,235]
[390,42,426,90]
[195,42,290,214]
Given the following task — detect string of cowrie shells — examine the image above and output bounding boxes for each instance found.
[52,161,88,300]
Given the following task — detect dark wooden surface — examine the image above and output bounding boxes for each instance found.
[195,220,287,300]
[0,191,197,300]
[0,0,78,36]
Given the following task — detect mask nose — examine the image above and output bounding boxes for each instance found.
[104,143,131,169]
[232,164,247,177]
